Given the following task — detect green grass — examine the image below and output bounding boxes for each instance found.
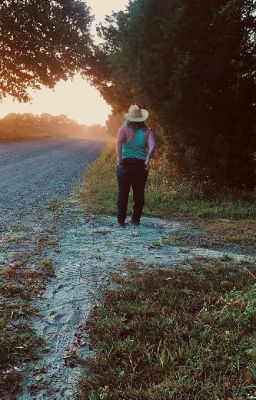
[78,144,256,218]
[77,258,256,400]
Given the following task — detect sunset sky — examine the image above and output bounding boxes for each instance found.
[0,1,129,126]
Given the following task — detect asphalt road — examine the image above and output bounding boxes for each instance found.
[0,137,104,228]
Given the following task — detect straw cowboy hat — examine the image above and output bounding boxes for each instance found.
[125,104,149,122]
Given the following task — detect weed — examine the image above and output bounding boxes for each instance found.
[77,257,256,400]
[36,257,55,278]
[78,144,256,219]
[47,199,61,212]
[9,222,31,233]
[0,305,43,394]
[0,236,56,395]
[198,219,256,245]
[37,236,58,248]
[3,234,27,245]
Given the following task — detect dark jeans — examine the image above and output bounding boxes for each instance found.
[116,159,148,223]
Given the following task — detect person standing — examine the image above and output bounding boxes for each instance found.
[116,104,156,227]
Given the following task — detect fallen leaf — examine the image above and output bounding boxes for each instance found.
[234,300,245,309]
[65,347,77,357]
[220,255,232,262]
[224,379,232,389]
[243,367,253,383]
[215,296,225,306]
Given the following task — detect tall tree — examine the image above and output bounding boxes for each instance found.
[0,0,93,101]
[91,0,256,190]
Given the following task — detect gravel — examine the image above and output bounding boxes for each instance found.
[0,137,104,228]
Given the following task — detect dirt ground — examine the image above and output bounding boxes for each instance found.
[1,195,254,399]
[0,137,255,399]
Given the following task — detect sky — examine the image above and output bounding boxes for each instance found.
[86,0,128,25]
[0,1,129,126]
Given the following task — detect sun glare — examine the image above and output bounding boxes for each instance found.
[0,0,129,126]
[0,76,111,126]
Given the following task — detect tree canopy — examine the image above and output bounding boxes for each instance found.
[0,0,93,101]
[90,0,256,190]
[1,0,255,189]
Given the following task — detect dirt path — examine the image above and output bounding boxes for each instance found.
[15,198,254,400]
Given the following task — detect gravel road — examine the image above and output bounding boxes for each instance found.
[0,137,104,228]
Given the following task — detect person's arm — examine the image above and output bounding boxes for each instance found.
[116,126,126,165]
[145,130,156,168]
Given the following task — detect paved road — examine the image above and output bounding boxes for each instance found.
[0,137,104,228]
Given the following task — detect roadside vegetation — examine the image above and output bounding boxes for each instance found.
[90,0,255,192]
[0,298,42,394]
[77,142,255,399]
[0,204,60,396]
[76,7,255,398]
[78,144,256,219]
[0,113,107,143]
[77,257,256,400]
[0,259,44,395]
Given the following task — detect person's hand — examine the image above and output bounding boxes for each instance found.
[117,160,124,168]
[144,158,150,170]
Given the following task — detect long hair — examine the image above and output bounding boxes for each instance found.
[126,121,148,131]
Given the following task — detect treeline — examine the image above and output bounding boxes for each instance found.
[89,0,256,190]
[0,113,108,143]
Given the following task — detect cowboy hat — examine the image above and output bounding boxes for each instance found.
[124,104,149,122]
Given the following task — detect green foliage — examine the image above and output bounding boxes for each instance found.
[77,258,256,399]
[91,0,256,190]
[106,113,124,137]
[78,144,256,218]
[0,0,93,102]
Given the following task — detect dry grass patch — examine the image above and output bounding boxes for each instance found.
[0,236,57,395]
[2,234,28,245]
[198,219,256,245]
[36,257,55,278]
[47,199,61,212]
[77,258,256,400]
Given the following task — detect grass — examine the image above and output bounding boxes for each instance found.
[0,229,57,395]
[0,303,43,394]
[0,269,42,393]
[0,257,51,395]
[36,257,55,278]
[0,134,48,144]
[47,199,61,212]
[198,220,256,245]
[152,219,256,250]
[78,143,256,219]
[76,144,256,399]
[77,258,256,400]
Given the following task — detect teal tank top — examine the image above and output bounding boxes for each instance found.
[121,129,147,160]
